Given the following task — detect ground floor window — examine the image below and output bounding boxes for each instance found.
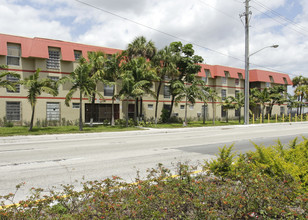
[47,102,60,121]
[85,103,120,122]
[280,106,285,117]
[221,106,226,118]
[201,104,208,118]
[6,102,20,121]
[235,108,240,117]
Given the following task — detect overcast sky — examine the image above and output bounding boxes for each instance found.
[1,0,307,79]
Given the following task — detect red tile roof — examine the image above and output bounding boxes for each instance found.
[0,33,121,61]
[198,63,292,85]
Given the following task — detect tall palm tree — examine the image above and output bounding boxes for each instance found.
[152,46,179,124]
[172,79,203,126]
[292,76,308,114]
[230,92,245,123]
[104,52,124,126]
[119,57,154,127]
[221,96,234,123]
[125,36,157,120]
[62,58,102,131]
[250,88,270,122]
[87,51,106,123]
[206,88,221,125]
[21,68,58,131]
[0,65,20,91]
[268,85,286,117]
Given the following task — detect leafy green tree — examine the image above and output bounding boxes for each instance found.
[168,42,203,119]
[221,96,234,123]
[20,69,58,131]
[0,65,20,91]
[152,46,179,124]
[267,85,286,117]
[62,58,102,131]
[250,88,270,121]
[230,92,244,123]
[104,52,124,126]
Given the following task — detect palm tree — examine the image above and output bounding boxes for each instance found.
[292,76,308,114]
[172,79,203,126]
[250,88,270,122]
[221,96,234,123]
[104,52,123,126]
[62,58,102,131]
[87,51,106,124]
[206,88,220,125]
[268,85,286,117]
[125,36,157,121]
[20,68,58,131]
[119,57,155,127]
[230,92,245,123]
[199,86,211,124]
[152,46,179,124]
[0,65,20,91]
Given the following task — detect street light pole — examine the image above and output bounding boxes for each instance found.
[244,0,251,125]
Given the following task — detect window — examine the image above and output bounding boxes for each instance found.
[269,75,274,83]
[266,82,271,88]
[202,77,207,84]
[221,106,226,118]
[180,105,185,110]
[189,105,194,110]
[283,77,288,84]
[7,43,21,66]
[221,89,226,100]
[203,69,211,83]
[235,78,239,85]
[46,102,60,121]
[104,84,114,96]
[6,74,20,93]
[74,50,82,60]
[47,48,60,69]
[222,77,227,84]
[238,73,243,79]
[72,103,80,109]
[164,85,170,98]
[47,76,59,82]
[148,104,153,110]
[6,102,20,121]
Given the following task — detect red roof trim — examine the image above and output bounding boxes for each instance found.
[0,33,122,61]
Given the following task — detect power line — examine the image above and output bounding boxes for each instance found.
[251,0,308,37]
[74,0,303,78]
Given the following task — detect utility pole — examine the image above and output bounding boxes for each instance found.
[242,0,251,125]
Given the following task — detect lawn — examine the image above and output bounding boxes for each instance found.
[0,125,140,137]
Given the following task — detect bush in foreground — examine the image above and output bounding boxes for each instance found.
[0,139,307,219]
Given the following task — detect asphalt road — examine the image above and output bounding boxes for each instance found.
[0,122,307,202]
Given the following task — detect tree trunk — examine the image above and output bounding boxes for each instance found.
[269,104,274,118]
[135,97,139,122]
[297,96,300,115]
[154,81,162,124]
[140,96,143,121]
[126,98,129,127]
[203,102,206,124]
[238,108,241,123]
[79,91,83,131]
[212,101,215,125]
[226,110,229,123]
[169,95,175,119]
[261,104,265,123]
[300,95,303,115]
[184,96,188,126]
[90,92,96,127]
[111,92,115,126]
[29,104,35,131]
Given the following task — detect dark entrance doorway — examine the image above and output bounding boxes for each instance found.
[85,104,119,123]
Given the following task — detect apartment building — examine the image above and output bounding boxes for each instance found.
[0,33,292,125]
